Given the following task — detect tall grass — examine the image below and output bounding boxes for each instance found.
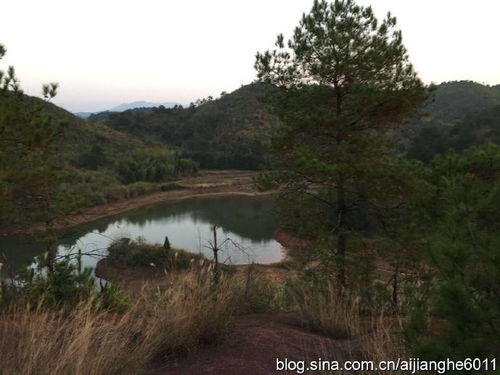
[235,264,286,314]
[0,266,237,375]
[290,280,361,339]
[290,279,408,374]
[359,314,406,371]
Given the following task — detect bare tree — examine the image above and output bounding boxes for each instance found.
[204,225,252,285]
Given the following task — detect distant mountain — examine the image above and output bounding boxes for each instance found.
[74,111,95,119]
[74,101,180,118]
[110,101,180,112]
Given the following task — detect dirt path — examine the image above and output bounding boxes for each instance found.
[149,313,361,375]
[0,170,269,236]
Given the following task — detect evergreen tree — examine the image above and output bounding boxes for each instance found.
[255,0,427,285]
[0,44,67,226]
[0,43,81,272]
[77,144,107,170]
[406,143,500,364]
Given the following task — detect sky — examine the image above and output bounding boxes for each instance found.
[1,0,499,112]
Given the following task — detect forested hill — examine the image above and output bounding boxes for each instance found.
[421,81,500,123]
[404,81,500,161]
[4,81,500,181]
[90,80,500,167]
[0,93,198,224]
[91,84,279,169]
[17,94,171,171]
[25,95,143,161]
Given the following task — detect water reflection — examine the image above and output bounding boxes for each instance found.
[0,195,282,275]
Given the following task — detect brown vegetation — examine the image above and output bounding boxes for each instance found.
[0,266,237,375]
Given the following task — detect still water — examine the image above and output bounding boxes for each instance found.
[0,195,283,276]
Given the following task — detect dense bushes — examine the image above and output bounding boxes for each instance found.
[64,147,199,209]
[405,142,500,362]
[74,145,108,169]
[1,255,130,313]
[68,170,159,206]
[160,181,187,191]
[235,264,285,314]
[115,147,176,184]
[252,171,278,192]
[174,157,199,175]
[107,238,204,270]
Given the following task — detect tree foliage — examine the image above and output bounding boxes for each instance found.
[98,84,277,170]
[405,81,500,162]
[406,143,500,363]
[0,44,77,226]
[255,0,427,285]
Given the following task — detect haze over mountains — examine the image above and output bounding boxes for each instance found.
[74,101,181,118]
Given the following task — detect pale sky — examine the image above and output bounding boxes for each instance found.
[1,0,499,112]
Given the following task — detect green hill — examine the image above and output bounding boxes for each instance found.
[27,95,143,162]
[0,93,197,224]
[405,81,500,161]
[14,94,156,172]
[423,81,500,124]
[94,81,500,167]
[451,104,500,151]
[96,84,279,169]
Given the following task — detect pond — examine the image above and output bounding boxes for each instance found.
[0,195,283,276]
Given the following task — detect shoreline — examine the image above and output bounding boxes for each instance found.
[0,171,273,237]
[94,227,303,285]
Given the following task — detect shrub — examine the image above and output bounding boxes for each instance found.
[8,258,94,308]
[74,145,108,169]
[236,264,285,314]
[86,191,108,205]
[104,185,129,202]
[175,158,199,175]
[98,282,132,314]
[115,147,176,184]
[126,181,157,197]
[2,256,130,313]
[160,181,186,191]
[107,238,203,270]
[252,172,277,192]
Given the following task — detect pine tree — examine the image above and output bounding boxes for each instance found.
[0,43,62,227]
[0,43,79,273]
[255,0,427,286]
[406,143,500,363]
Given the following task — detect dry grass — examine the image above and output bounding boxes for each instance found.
[0,266,237,375]
[357,314,407,374]
[290,280,407,374]
[291,281,361,339]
